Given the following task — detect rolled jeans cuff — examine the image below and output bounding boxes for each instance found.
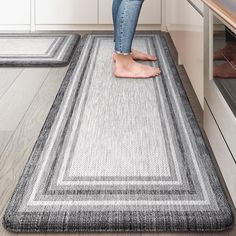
[114,50,132,56]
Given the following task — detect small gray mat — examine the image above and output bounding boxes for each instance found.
[3,32,234,233]
[0,33,80,67]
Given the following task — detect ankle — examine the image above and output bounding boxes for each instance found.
[114,53,134,66]
[114,52,132,60]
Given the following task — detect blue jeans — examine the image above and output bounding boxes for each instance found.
[112,0,144,54]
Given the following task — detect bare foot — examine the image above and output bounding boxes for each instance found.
[113,53,161,79]
[113,49,157,62]
[131,49,157,61]
[214,42,236,61]
[213,60,236,78]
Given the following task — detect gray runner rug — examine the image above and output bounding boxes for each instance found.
[3,32,233,232]
[0,33,80,67]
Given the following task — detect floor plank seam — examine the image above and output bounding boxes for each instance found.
[0,68,52,158]
[0,69,24,100]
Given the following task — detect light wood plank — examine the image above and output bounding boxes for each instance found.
[0,68,23,98]
[0,68,50,156]
[0,68,50,132]
[0,67,68,236]
[0,130,13,158]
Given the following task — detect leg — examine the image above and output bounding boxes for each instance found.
[112,0,161,78]
[214,27,236,78]
[114,0,143,54]
[112,0,157,61]
[213,60,236,78]
[214,26,236,61]
[112,0,122,42]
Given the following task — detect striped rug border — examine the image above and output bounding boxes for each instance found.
[0,33,80,67]
[2,32,234,232]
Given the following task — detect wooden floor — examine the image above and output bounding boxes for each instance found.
[0,31,235,236]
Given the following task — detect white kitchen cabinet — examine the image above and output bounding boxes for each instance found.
[99,0,161,25]
[203,6,236,207]
[189,0,204,13]
[0,0,161,31]
[204,101,236,206]
[0,0,30,25]
[166,0,204,107]
[36,0,98,25]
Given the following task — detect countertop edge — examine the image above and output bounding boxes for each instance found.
[201,0,236,30]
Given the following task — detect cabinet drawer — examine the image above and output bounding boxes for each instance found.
[204,78,236,160]
[36,0,98,24]
[0,0,30,25]
[204,101,236,206]
[99,0,161,24]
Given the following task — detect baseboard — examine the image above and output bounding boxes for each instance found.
[0,25,30,32]
[35,24,161,32]
[0,24,161,32]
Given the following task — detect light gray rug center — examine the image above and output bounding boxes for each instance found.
[3,33,233,232]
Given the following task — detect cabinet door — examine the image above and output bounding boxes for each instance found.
[99,0,161,24]
[36,0,98,24]
[189,0,203,13]
[0,0,30,24]
[166,0,204,107]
